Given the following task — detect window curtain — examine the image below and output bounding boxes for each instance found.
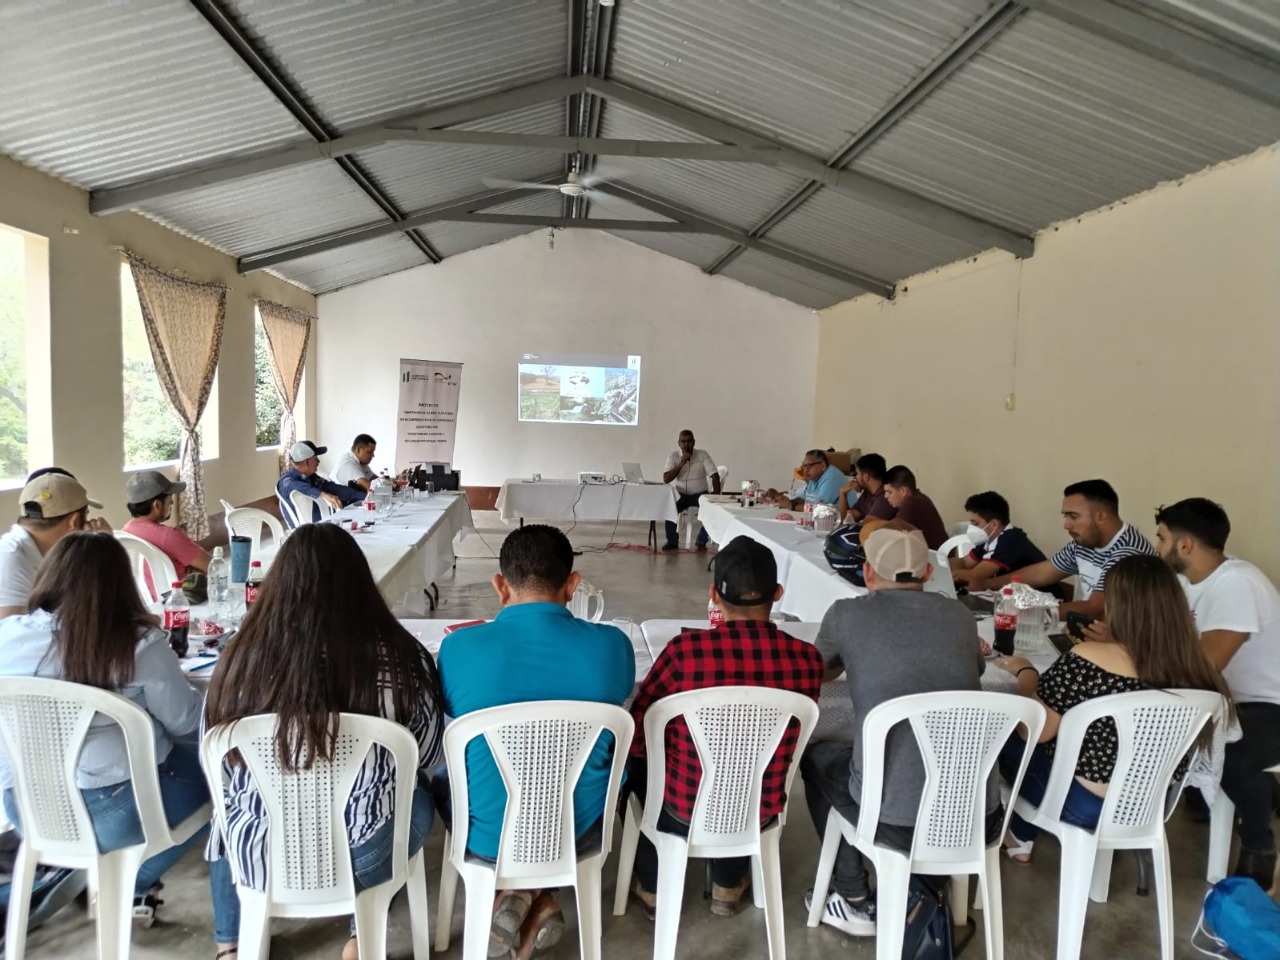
[255,299,312,472]
[124,253,226,539]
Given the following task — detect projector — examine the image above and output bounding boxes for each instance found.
[578,471,608,484]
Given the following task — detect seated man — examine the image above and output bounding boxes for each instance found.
[1156,498,1280,889]
[436,525,635,956]
[122,470,211,591]
[837,453,896,523]
[0,473,108,619]
[951,491,1046,587]
[772,450,845,510]
[332,433,378,491]
[882,465,948,549]
[624,537,823,918]
[661,429,721,552]
[975,479,1153,619]
[801,528,993,937]
[276,440,364,526]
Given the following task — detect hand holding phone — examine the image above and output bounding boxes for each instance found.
[1065,612,1095,640]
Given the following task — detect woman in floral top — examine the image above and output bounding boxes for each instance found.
[995,554,1230,863]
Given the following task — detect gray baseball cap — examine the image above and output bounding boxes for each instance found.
[125,470,186,504]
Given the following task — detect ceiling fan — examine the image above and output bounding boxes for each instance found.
[481,168,626,201]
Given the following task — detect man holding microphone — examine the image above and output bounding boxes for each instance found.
[661,429,721,552]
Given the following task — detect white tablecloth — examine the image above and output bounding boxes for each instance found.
[497,479,678,525]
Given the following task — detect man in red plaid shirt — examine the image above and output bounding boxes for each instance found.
[623,536,824,918]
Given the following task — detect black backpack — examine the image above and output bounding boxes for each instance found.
[903,875,975,960]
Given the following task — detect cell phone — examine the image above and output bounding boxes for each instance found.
[1065,612,1095,640]
[1049,633,1078,654]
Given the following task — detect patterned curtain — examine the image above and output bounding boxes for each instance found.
[256,299,313,472]
[125,253,226,539]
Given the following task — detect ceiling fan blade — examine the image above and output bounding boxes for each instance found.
[482,178,559,191]
[579,164,630,188]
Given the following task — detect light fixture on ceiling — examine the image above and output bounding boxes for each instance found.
[557,172,587,197]
[599,0,616,7]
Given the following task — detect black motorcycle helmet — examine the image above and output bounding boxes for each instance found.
[824,522,867,587]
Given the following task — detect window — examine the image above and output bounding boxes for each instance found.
[255,314,285,449]
[0,225,49,486]
[120,264,217,468]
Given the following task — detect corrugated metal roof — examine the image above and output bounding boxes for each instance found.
[137,162,385,255]
[481,191,566,217]
[1140,0,1280,59]
[227,0,565,130]
[598,103,809,229]
[0,0,304,188]
[605,231,737,273]
[853,11,1280,232]
[426,192,559,258]
[354,103,565,213]
[765,188,985,283]
[587,194,673,222]
[271,233,426,295]
[608,0,994,157]
[720,249,865,310]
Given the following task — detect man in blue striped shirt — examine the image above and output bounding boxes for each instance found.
[974,479,1154,619]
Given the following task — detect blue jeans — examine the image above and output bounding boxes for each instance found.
[665,493,709,547]
[1000,735,1103,843]
[210,785,434,944]
[3,740,210,896]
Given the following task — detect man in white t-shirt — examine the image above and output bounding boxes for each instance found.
[0,471,109,619]
[978,479,1153,619]
[333,433,378,492]
[1156,497,1280,890]
[661,429,721,552]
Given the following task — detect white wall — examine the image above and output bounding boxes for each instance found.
[816,145,1280,581]
[316,230,819,489]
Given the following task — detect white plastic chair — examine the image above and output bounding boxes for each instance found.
[113,531,178,603]
[288,489,334,526]
[1204,761,1280,883]
[1010,689,1222,960]
[676,507,701,548]
[275,490,299,528]
[937,533,977,562]
[200,713,430,960]
[807,691,1046,960]
[615,687,820,960]
[435,701,634,960]
[716,466,728,488]
[225,507,285,554]
[0,677,211,960]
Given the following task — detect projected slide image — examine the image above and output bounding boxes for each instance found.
[518,353,641,425]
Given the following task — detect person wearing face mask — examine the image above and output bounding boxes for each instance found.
[951,491,1046,588]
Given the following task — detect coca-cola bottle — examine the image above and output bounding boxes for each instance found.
[163,583,190,658]
[244,560,264,607]
[708,595,725,628]
[993,583,1018,656]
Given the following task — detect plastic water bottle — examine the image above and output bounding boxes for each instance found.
[364,487,378,521]
[207,546,229,605]
[163,584,191,658]
[994,584,1018,656]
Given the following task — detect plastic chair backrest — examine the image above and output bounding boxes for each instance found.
[1039,689,1221,844]
[201,713,418,908]
[716,466,728,486]
[220,499,235,517]
[0,677,171,865]
[114,531,178,603]
[226,507,285,553]
[642,686,819,850]
[937,534,976,561]
[856,691,1046,867]
[287,489,334,525]
[443,701,633,886]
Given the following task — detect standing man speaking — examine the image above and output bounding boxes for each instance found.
[661,429,721,552]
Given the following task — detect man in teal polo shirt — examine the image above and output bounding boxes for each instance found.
[437,524,634,955]
[773,449,847,510]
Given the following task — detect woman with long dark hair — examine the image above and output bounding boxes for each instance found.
[996,553,1232,863]
[0,532,208,925]
[204,523,443,960]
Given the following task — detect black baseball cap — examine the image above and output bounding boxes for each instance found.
[714,536,778,607]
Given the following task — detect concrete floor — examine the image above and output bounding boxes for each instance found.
[20,512,1269,959]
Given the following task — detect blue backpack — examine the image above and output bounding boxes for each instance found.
[1191,877,1280,960]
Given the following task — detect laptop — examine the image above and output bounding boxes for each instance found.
[622,462,662,484]
[925,550,958,599]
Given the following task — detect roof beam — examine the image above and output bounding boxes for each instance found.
[445,214,704,232]
[186,0,440,263]
[707,1,1026,276]
[238,182,559,272]
[367,131,787,160]
[89,74,587,214]
[1024,0,1280,106]
[585,78,1034,258]
[594,185,893,298]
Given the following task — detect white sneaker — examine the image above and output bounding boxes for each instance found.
[804,889,876,936]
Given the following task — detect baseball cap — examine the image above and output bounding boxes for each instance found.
[288,440,327,462]
[19,474,102,520]
[863,528,930,583]
[713,536,778,607]
[125,469,186,504]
